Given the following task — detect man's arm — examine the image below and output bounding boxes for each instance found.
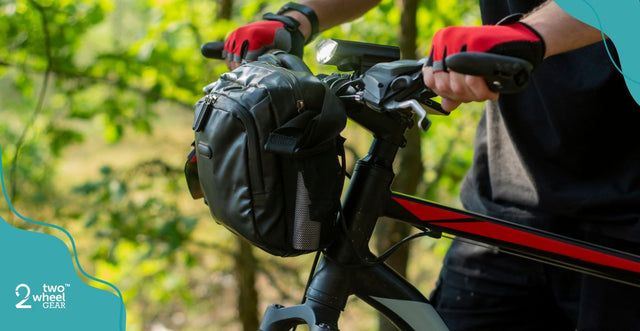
[285,0,382,42]
[522,1,602,58]
[423,0,604,111]
[223,0,380,69]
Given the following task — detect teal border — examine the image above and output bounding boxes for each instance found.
[556,0,640,105]
[579,0,640,85]
[0,145,126,330]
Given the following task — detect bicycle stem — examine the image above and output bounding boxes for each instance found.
[331,137,401,262]
[259,94,426,330]
[259,46,446,330]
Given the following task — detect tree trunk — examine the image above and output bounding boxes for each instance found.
[377,0,421,330]
[235,240,260,331]
[218,0,232,20]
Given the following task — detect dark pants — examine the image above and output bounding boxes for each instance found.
[429,240,640,331]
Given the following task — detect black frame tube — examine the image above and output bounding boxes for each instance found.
[259,103,451,330]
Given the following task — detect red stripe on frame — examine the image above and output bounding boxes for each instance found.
[393,197,640,274]
[393,197,472,221]
[431,221,640,274]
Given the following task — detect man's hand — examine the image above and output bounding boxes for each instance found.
[423,21,545,111]
[423,66,499,112]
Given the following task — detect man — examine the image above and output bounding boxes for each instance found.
[223,1,640,329]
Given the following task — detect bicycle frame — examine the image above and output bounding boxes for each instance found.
[197,39,640,331]
[259,91,640,331]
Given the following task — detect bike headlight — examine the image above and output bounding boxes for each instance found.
[316,39,339,64]
[315,38,400,72]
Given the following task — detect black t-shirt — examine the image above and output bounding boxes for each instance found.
[461,1,640,246]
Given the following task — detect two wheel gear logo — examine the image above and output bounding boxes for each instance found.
[15,283,70,310]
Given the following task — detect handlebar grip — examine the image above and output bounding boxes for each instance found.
[201,42,225,59]
[200,42,311,73]
[446,52,533,94]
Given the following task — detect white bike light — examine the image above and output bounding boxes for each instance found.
[315,38,400,72]
[316,39,339,64]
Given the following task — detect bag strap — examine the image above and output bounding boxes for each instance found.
[264,110,316,155]
[265,68,347,156]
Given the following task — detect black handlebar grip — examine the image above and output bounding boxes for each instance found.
[201,42,225,59]
[446,52,533,94]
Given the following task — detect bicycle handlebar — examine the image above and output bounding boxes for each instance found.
[199,39,533,131]
[201,40,533,92]
[446,52,533,93]
[201,41,225,59]
[201,41,312,73]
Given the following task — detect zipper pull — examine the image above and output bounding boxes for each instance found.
[296,99,305,112]
[193,94,217,132]
[205,93,218,105]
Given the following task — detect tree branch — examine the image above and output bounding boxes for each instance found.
[9,0,54,206]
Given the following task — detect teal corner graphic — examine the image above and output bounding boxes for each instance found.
[556,0,640,105]
[0,146,126,330]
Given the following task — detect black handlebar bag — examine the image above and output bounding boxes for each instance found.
[189,60,346,257]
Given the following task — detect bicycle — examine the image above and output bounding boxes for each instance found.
[199,39,640,331]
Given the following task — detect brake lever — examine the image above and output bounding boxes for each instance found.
[362,60,421,105]
[362,60,449,131]
[383,99,433,131]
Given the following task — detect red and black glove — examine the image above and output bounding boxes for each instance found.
[223,13,305,63]
[426,21,545,73]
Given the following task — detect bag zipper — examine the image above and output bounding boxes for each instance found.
[211,63,307,194]
[280,68,305,112]
[257,62,305,113]
[215,92,266,193]
[193,94,218,132]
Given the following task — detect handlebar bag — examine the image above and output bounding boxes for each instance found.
[190,61,346,257]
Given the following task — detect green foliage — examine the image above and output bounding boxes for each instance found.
[73,163,198,262]
[420,104,483,205]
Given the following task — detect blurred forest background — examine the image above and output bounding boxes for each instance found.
[0,0,484,330]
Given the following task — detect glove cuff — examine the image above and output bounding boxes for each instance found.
[497,14,546,67]
[263,12,301,31]
[496,13,524,25]
[513,21,546,68]
[276,2,319,44]
[263,13,306,57]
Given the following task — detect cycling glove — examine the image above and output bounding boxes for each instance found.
[223,13,305,63]
[427,21,545,72]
